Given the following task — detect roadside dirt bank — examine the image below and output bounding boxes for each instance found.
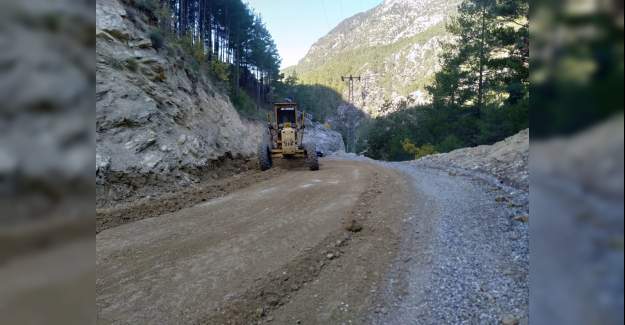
[96,164,286,233]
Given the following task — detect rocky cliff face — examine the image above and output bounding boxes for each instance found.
[96,0,344,204]
[96,0,264,203]
[287,0,459,116]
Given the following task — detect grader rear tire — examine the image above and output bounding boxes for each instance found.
[258,141,272,171]
[305,143,319,171]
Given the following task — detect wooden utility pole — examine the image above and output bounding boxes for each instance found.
[341,74,361,105]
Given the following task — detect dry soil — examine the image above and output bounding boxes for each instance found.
[96,159,413,324]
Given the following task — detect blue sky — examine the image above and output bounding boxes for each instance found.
[246,0,383,69]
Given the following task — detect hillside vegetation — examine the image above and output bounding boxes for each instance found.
[287,22,446,97]
[130,0,353,125]
[285,0,460,116]
[124,0,283,119]
[360,0,529,160]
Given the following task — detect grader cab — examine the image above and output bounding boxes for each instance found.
[258,102,319,171]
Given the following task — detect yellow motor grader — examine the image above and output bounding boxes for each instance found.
[258,101,319,171]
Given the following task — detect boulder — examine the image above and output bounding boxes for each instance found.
[303,121,346,155]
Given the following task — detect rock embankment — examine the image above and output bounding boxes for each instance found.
[96,0,345,206]
[96,0,263,205]
[416,129,529,190]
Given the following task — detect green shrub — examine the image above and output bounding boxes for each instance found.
[477,102,528,144]
[230,91,262,119]
[401,138,419,156]
[402,138,438,159]
[210,60,230,82]
[176,33,206,66]
[149,30,165,51]
[155,3,173,33]
[163,33,207,81]
[413,144,438,159]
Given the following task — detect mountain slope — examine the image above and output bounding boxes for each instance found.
[286,0,459,116]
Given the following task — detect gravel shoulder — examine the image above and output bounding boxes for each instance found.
[368,161,529,324]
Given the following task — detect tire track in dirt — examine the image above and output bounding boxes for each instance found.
[96,160,413,324]
[202,166,413,324]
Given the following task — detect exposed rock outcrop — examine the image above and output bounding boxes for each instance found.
[96,0,266,204]
[96,0,344,205]
[0,2,94,323]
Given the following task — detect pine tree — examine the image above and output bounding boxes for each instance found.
[152,0,282,105]
[429,0,529,113]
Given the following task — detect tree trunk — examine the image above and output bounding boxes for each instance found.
[198,0,204,46]
[476,5,486,117]
[256,69,261,111]
[207,5,213,61]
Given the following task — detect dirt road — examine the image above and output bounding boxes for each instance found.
[97,157,530,324]
[96,159,413,324]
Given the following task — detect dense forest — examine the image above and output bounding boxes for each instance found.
[360,0,530,160]
[130,0,282,116]
[130,0,346,122]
